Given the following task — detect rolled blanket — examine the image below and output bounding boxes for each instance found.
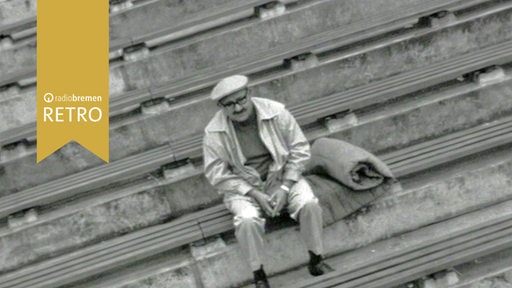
[306,137,395,190]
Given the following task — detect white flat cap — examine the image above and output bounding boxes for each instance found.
[211,75,248,101]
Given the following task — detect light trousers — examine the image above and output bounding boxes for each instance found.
[224,178,324,271]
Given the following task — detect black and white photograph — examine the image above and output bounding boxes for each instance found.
[0,0,512,287]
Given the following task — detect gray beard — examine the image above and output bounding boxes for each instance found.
[232,108,257,127]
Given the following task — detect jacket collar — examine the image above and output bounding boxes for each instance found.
[206,97,281,132]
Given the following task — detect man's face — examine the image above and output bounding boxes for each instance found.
[218,88,254,123]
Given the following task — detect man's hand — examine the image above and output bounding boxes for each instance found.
[268,180,296,217]
[269,188,287,217]
[247,189,274,216]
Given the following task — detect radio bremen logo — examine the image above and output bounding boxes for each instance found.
[42,93,103,123]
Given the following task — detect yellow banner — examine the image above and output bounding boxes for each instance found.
[37,0,109,163]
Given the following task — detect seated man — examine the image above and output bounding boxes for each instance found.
[203,75,329,288]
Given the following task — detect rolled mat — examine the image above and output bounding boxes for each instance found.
[305,137,398,224]
[307,137,395,190]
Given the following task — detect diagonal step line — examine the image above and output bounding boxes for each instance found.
[381,116,512,162]
[294,42,512,117]
[384,118,512,165]
[390,129,512,170]
[392,133,512,176]
[0,146,174,205]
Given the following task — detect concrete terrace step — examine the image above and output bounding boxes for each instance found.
[0,70,35,90]
[0,0,266,48]
[0,0,281,84]
[291,219,512,288]
[0,144,175,218]
[295,44,512,123]
[0,89,36,135]
[380,119,512,174]
[109,0,279,52]
[0,39,511,218]
[1,1,510,151]
[0,17,35,42]
[0,205,226,288]
[0,116,510,288]
[256,199,512,288]
[446,249,512,288]
[66,153,511,288]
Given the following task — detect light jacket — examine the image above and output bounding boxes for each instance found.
[203,97,310,199]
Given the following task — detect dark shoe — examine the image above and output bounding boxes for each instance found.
[255,278,270,288]
[308,260,334,276]
[254,266,270,288]
[307,251,334,276]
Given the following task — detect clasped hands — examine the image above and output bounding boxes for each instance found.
[248,183,292,217]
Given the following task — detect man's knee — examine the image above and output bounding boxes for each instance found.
[299,201,322,219]
[302,200,321,211]
[234,214,265,230]
[238,216,260,225]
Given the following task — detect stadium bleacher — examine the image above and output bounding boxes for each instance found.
[1,0,512,287]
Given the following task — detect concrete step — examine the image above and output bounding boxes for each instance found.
[0,0,279,81]
[292,216,512,287]
[268,254,512,288]
[0,0,35,30]
[109,0,278,52]
[0,69,34,90]
[0,78,510,275]
[430,248,512,288]
[0,87,35,133]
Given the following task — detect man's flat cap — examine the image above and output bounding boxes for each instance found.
[211,75,248,101]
